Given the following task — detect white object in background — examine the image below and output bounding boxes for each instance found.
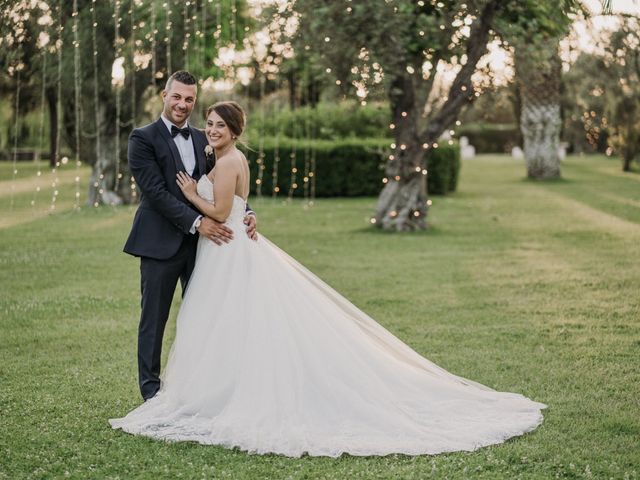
[459,136,476,160]
[558,142,567,161]
[511,146,524,160]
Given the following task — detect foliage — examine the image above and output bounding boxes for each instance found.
[457,123,520,153]
[243,138,460,198]
[246,101,391,140]
[287,0,580,229]
[459,85,518,126]
[2,155,640,478]
[562,15,640,170]
[0,0,250,202]
[562,52,610,154]
[599,15,640,171]
[426,143,461,195]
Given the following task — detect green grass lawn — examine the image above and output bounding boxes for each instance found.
[1,154,639,479]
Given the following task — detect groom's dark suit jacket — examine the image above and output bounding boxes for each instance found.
[124,118,212,260]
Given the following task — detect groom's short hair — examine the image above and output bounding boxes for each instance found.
[165,70,197,91]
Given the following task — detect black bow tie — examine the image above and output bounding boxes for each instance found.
[171,125,190,139]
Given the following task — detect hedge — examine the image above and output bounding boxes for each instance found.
[456,123,520,153]
[245,102,391,140]
[242,138,460,197]
[426,143,461,195]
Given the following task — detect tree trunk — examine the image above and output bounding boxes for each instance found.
[374,74,427,231]
[287,70,297,110]
[373,0,500,230]
[515,40,562,179]
[46,87,58,168]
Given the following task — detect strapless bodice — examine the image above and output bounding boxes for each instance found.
[196,175,247,224]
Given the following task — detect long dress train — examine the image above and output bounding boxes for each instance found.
[110,175,546,457]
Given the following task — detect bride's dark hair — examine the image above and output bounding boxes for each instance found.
[205,101,246,140]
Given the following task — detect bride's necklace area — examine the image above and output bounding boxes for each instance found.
[214,142,236,160]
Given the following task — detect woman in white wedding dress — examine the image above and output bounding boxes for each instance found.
[110,101,546,457]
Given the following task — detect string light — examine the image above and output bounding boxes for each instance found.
[309,80,317,205]
[183,1,190,69]
[32,40,48,211]
[72,0,83,209]
[288,106,299,200]
[10,63,21,212]
[150,0,157,86]
[91,0,103,207]
[130,0,136,124]
[50,0,64,212]
[231,0,237,47]
[55,0,63,171]
[271,83,281,198]
[303,65,312,203]
[165,1,172,74]
[256,76,266,197]
[199,0,206,69]
[113,0,123,195]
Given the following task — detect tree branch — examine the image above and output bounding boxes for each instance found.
[420,0,502,143]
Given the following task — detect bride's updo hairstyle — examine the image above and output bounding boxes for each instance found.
[206,101,246,142]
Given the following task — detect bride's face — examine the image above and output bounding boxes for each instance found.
[205,110,234,150]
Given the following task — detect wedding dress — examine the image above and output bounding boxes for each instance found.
[110,175,546,457]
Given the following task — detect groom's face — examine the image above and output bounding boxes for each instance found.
[161,80,197,127]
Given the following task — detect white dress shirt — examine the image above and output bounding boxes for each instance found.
[160,114,196,176]
[160,114,201,234]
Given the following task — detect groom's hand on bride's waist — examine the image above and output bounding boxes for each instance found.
[244,214,258,242]
[197,217,234,245]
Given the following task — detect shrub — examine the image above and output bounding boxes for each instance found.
[426,145,461,195]
[457,123,520,153]
[242,138,460,197]
[246,102,391,140]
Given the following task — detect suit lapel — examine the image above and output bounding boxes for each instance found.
[155,118,187,173]
[190,126,207,178]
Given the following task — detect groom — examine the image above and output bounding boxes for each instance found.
[124,70,256,401]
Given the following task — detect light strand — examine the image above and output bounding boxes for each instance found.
[165,1,172,74]
[309,78,317,205]
[130,0,136,124]
[256,75,266,197]
[72,0,82,210]
[54,0,63,170]
[10,67,21,212]
[92,0,103,207]
[302,65,311,203]
[32,47,48,211]
[51,0,64,212]
[150,0,157,87]
[288,108,298,201]
[113,0,123,194]
[183,1,190,70]
[271,81,281,198]
[200,0,207,70]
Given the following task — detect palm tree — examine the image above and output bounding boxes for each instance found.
[514,39,563,179]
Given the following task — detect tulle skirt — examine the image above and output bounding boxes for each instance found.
[110,211,545,457]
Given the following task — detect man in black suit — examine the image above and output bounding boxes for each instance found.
[124,70,256,401]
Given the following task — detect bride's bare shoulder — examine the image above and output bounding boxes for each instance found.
[216,149,246,170]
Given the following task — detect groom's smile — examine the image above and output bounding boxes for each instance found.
[161,79,197,128]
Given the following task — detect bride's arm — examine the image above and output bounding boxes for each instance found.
[176,160,238,223]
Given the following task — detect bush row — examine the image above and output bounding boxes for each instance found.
[242,138,460,197]
[245,102,391,140]
[456,123,520,153]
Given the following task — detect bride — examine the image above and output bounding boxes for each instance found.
[110,101,546,457]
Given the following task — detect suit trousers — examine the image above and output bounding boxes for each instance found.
[138,233,198,400]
